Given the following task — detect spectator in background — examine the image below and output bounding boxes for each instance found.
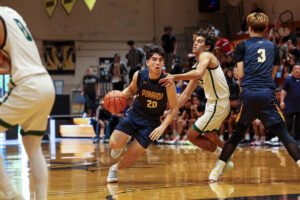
[282,27,298,47]
[110,53,128,90]
[126,40,145,82]
[161,26,177,73]
[82,67,100,117]
[225,68,240,99]
[207,25,220,37]
[250,119,266,146]
[93,99,111,144]
[269,20,284,45]
[281,64,300,140]
[220,96,238,142]
[215,33,233,56]
[285,56,296,75]
[176,80,187,94]
[287,39,300,59]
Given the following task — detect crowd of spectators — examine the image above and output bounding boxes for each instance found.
[89,19,300,146]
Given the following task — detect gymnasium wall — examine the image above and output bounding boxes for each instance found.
[242,0,300,22]
[0,0,212,94]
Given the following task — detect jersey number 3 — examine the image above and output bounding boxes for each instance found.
[257,49,266,63]
[147,100,157,108]
[14,19,33,41]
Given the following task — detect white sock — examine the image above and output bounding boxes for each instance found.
[214,160,226,172]
[297,160,300,168]
[260,136,265,141]
[254,135,259,140]
[112,164,118,171]
[0,155,14,196]
[213,146,223,156]
[245,133,250,140]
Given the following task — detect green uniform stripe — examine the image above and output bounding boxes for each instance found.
[193,124,203,134]
[208,69,219,99]
[20,129,45,136]
[0,88,13,106]
[0,119,14,128]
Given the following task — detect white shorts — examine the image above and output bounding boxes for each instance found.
[193,98,230,134]
[0,74,55,136]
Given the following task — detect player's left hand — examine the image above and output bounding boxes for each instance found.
[149,126,164,141]
[159,73,174,87]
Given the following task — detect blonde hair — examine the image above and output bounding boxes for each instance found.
[247,12,269,32]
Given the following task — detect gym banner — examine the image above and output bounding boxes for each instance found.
[61,0,76,15]
[45,0,58,17]
[43,41,76,75]
[84,0,96,11]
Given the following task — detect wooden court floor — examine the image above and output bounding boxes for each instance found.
[1,139,300,200]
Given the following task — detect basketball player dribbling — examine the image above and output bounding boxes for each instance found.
[107,46,179,183]
[0,7,55,199]
[209,12,300,182]
[160,29,234,179]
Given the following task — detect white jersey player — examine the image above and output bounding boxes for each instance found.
[0,6,55,200]
[160,29,233,180]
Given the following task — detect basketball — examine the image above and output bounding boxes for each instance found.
[104,90,128,114]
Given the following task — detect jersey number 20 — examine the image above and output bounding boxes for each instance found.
[147,100,157,108]
[257,49,266,63]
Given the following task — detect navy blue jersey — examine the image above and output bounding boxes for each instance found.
[233,37,280,90]
[129,69,167,123]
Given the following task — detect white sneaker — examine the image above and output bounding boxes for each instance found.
[209,160,226,182]
[107,165,118,183]
[111,148,124,159]
[209,168,222,182]
[271,137,279,142]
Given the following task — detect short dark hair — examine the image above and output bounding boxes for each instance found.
[127,40,135,45]
[164,26,172,32]
[146,45,165,60]
[193,29,217,52]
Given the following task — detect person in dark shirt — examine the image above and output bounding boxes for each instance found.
[225,68,240,98]
[210,12,300,182]
[82,67,100,117]
[107,46,179,183]
[281,64,300,140]
[93,99,111,143]
[161,26,177,73]
[126,40,145,82]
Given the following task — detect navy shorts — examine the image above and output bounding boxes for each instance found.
[236,88,285,128]
[115,114,159,149]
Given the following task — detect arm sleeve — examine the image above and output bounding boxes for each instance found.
[274,44,280,66]
[232,41,245,64]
